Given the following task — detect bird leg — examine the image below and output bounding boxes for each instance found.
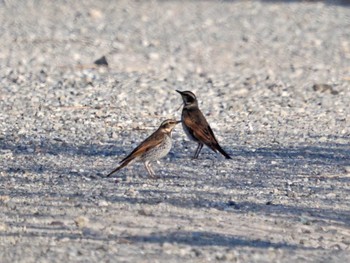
[144,161,156,178]
[193,143,203,159]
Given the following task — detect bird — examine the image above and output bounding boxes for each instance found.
[106,119,180,178]
[176,90,231,159]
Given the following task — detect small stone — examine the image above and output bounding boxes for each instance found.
[215,253,227,261]
[0,195,10,203]
[125,188,138,197]
[313,84,330,92]
[227,200,240,209]
[88,9,103,19]
[95,110,104,118]
[0,222,8,231]
[319,136,327,142]
[94,56,108,67]
[27,148,35,153]
[299,217,311,225]
[325,192,337,198]
[49,221,65,226]
[74,216,89,228]
[149,52,160,60]
[312,84,338,95]
[343,166,350,174]
[286,190,296,198]
[162,242,173,251]
[138,208,153,216]
[98,200,109,207]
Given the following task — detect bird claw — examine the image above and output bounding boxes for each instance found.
[149,174,160,179]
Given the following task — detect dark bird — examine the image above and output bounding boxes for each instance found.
[176,90,231,159]
[107,119,180,178]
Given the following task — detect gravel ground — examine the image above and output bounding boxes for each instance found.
[1,0,350,262]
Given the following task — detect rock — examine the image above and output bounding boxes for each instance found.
[74,216,89,228]
[312,84,339,95]
[94,56,109,67]
[138,208,153,216]
[0,222,8,231]
[97,200,109,207]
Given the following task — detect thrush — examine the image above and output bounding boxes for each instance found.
[106,119,180,178]
[176,90,231,159]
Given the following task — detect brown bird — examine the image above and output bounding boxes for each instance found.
[106,119,180,178]
[176,90,231,159]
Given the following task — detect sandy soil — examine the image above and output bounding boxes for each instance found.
[0,0,350,262]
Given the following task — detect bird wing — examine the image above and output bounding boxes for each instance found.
[119,130,164,163]
[183,108,219,150]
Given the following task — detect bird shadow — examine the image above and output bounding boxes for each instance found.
[1,133,349,227]
[124,230,305,249]
[0,224,311,251]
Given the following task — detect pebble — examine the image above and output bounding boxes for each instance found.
[74,216,89,228]
[97,200,109,207]
[0,223,8,231]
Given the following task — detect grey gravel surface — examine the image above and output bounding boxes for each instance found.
[1,0,350,262]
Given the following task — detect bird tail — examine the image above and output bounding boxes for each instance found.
[216,144,232,159]
[106,158,133,177]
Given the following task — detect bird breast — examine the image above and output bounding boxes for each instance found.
[181,116,198,142]
[141,134,172,162]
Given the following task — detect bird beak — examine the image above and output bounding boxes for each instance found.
[176,120,181,124]
[176,90,185,110]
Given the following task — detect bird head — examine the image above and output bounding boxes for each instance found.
[160,119,181,133]
[176,90,198,107]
